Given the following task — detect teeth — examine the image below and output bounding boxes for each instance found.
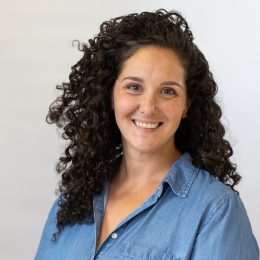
[134,120,160,129]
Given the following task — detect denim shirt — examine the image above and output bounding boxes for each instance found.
[35,153,259,259]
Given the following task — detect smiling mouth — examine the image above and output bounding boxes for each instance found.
[132,120,163,129]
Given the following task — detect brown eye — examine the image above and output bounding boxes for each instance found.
[160,88,176,96]
[127,84,142,92]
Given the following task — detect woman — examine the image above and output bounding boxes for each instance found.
[35,9,259,259]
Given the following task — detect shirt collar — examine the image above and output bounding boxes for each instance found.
[101,152,199,202]
[160,152,199,198]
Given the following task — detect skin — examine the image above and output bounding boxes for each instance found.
[95,46,190,253]
[112,45,189,188]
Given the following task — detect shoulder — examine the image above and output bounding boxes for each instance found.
[192,166,236,199]
[189,170,260,259]
[190,168,258,247]
[42,197,60,235]
[165,153,244,219]
[191,168,242,219]
[163,155,259,258]
[35,198,60,258]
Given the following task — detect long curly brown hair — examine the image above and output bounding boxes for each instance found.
[47,9,241,240]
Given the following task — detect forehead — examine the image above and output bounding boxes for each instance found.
[118,46,185,83]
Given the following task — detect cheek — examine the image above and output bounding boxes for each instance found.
[161,101,185,120]
[114,95,138,117]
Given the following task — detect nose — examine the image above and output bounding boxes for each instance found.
[139,92,157,115]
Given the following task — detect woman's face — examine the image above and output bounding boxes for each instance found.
[112,46,188,154]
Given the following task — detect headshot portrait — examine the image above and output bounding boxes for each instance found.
[35,8,259,260]
[1,1,259,259]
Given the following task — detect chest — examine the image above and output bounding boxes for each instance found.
[95,185,158,253]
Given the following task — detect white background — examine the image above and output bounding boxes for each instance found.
[0,0,259,259]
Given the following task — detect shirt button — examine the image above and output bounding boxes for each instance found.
[111,232,118,239]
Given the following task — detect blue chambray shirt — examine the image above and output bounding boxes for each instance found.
[35,153,259,259]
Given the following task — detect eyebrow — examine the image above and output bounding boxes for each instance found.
[122,76,183,88]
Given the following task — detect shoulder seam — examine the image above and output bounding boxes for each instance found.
[204,191,236,226]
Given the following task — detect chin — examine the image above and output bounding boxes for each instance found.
[130,142,162,154]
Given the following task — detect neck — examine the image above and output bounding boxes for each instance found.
[114,143,181,187]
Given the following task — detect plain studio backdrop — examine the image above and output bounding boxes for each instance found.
[0,0,259,259]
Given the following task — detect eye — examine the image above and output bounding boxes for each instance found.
[160,87,176,96]
[126,84,142,93]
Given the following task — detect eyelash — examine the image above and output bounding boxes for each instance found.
[126,85,176,96]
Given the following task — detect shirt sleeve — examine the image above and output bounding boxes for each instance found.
[190,193,259,260]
